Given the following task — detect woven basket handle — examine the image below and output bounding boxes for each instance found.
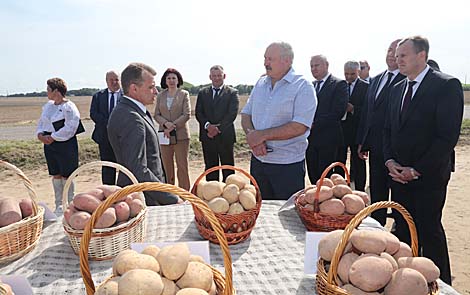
[191,165,261,201]
[79,182,234,295]
[62,161,140,208]
[0,160,39,215]
[327,201,418,285]
[314,162,350,212]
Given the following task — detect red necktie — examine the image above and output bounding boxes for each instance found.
[401,81,417,113]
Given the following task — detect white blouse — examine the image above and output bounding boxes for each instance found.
[36,100,81,142]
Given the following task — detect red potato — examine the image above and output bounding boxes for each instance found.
[95,207,117,229]
[129,199,144,218]
[19,198,34,218]
[0,198,22,227]
[87,188,105,200]
[64,203,78,224]
[69,211,92,230]
[113,201,131,223]
[96,185,122,198]
[73,193,102,213]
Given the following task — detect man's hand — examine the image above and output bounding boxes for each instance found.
[246,129,265,149]
[346,102,354,113]
[398,166,421,182]
[252,143,268,157]
[207,124,220,138]
[386,159,407,184]
[357,145,368,160]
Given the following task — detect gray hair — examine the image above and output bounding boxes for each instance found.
[105,70,119,79]
[269,41,294,62]
[121,63,156,95]
[311,54,329,66]
[210,65,224,72]
[344,61,360,71]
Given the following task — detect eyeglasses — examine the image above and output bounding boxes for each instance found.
[360,66,367,70]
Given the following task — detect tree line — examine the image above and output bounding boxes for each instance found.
[5,82,254,97]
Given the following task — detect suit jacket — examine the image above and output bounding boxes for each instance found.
[195,85,239,144]
[309,74,348,147]
[342,78,369,145]
[90,89,122,145]
[356,71,405,150]
[383,69,463,188]
[154,88,191,140]
[107,97,178,205]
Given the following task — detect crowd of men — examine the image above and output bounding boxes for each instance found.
[88,35,463,285]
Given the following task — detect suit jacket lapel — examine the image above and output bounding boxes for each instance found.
[374,71,389,108]
[122,97,158,135]
[103,89,110,117]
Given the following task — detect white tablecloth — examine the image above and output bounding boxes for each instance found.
[0,201,460,294]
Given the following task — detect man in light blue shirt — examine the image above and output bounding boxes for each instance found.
[241,42,317,200]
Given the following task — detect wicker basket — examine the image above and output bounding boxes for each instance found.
[316,201,439,295]
[62,161,147,260]
[0,284,7,295]
[190,165,262,245]
[0,160,44,264]
[79,182,235,295]
[295,162,357,231]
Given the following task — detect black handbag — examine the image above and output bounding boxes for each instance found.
[52,119,85,135]
[169,129,177,145]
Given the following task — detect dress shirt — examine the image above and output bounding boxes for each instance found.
[108,89,121,111]
[315,73,331,92]
[36,100,81,141]
[241,68,317,164]
[400,65,431,109]
[212,85,224,98]
[375,69,400,99]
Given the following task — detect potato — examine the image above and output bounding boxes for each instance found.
[383,232,400,255]
[95,207,117,229]
[176,261,213,291]
[69,211,91,230]
[350,230,387,254]
[162,277,179,295]
[316,178,334,188]
[196,180,207,199]
[304,204,314,211]
[0,198,22,227]
[244,184,257,195]
[318,230,353,262]
[112,250,139,276]
[392,242,412,260]
[157,243,191,280]
[225,174,248,190]
[64,203,78,225]
[189,255,205,263]
[222,184,239,204]
[141,245,160,260]
[352,190,370,206]
[305,186,333,203]
[342,284,381,295]
[19,198,34,218]
[297,193,308,206]
[115,253,160,275]
[207,197,229,214]
[330,173,348,185]
[349,255,394,292]
[87,188,105,200]
[96,185,122,198]
[95,277,119,295]
[228,202,245,214]
[208,281,216,295]
[118,269,163,295]
[338,252,359,283]
[397,257,440,282]
[176,289,209,295]
[319,198,345,215]
[73,193,102,213]
[129,199,144,218]
[342,194,365,214]
[129,192,145,202]
[384,268,428,295]
[380,252,398,271]
[202,181,224,201]
[239,190,256,210]
[113,201,130,223]
[332,184,353,198]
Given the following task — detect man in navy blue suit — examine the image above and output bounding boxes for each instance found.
[90,71,122,184]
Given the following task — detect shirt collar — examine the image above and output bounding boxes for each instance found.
[264,67,296,85]
[316,72,330,83]
[409,65,430,84]
[124,95,147,114]
[212,85,224,91]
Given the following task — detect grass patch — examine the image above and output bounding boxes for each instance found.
[1,131,250,170]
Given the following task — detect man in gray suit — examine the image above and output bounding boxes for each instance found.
[108,62,179,205]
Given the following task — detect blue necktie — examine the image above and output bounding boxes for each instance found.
[109,92,115,113]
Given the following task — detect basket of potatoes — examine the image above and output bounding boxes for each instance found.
[0,160,44,264]
[62,161,147,260]
[294,162,370,232]
[79,182,235,295]
[316,201,439,295]
[191,165,261,245]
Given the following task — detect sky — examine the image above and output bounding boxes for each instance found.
[1,0,469,95]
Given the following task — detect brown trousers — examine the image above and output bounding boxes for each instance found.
[160,139,190,190]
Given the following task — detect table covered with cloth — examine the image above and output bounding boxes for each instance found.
[0,201,460,294]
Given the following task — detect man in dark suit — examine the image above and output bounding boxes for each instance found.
[195,65,239,181]
[90,71,122,185]
[356,39,405,225]
[108,63,179,205]
[306,55,348,184]
[339,61,368,191]
[383,36,463,285]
